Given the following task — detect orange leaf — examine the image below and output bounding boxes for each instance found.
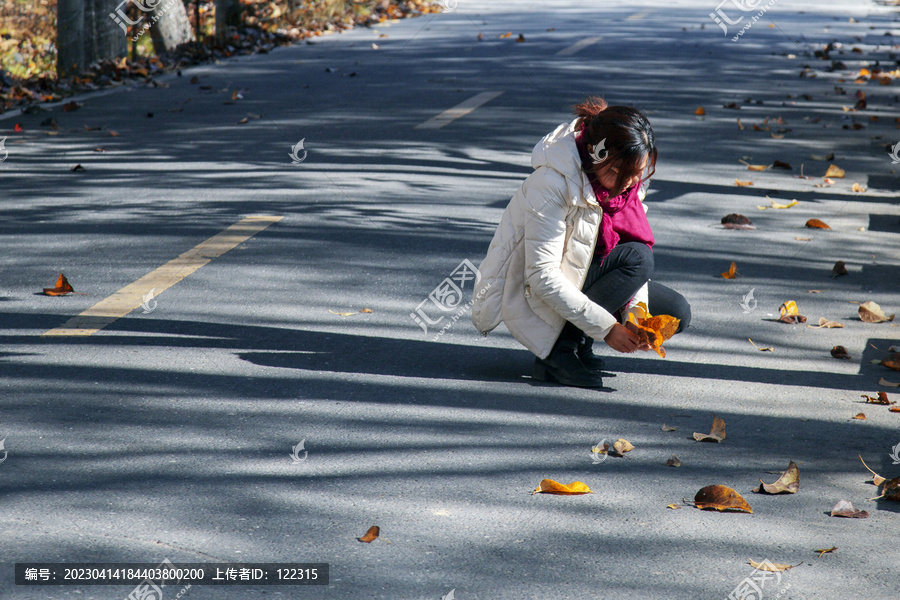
[532,479,592,495]
[805,218,831,229]
[693,416,726,442]
[824,164,845,178]
[693,485,752,513]
[358,525,380,543]
[42,273,75,296]
[695,107,706,115]
[735,179,754,187]
[499,31,512,38]
[359,308,373,313]
[721,261,738,279]
[627,312,680,358]
[853,412,867,420]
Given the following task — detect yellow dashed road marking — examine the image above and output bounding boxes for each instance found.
[42,215,283,336]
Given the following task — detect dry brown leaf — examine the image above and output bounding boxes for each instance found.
[860,455,886,486]
[666,455,682,467]
[824,164,845,178]
[810,317,844,329]
[882,353,900,371]
[870,477,900,502]
[42,273,76,296]
[753,460,800,494]
[745,164,768,171]
[748,339,774,352]
[748,559,797,572]
[532,479,593,495]
[852,412,867,420]
[831,345,851,360]
[358,525,380,543]
[830,499,868,518]
[693,485,752,513]
[861,391,892,405]
[832,261,848,277]
[735,179,754,187]
[693,416,726,442]
[806,218,831,230]
[626,312,680,358]
[858,301,894,323]
[721,214,755,230]
[772,160,793,170]
[329,309,357,316]
[610,438,635,456]
[879,377,900,387]
[661,424,677,431]
[721,261,738,279]
[851,183,866,193]
[360,308,373,313]
[737,118,745,130]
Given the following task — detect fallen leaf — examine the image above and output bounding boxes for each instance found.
[824,164,845,178]
[810,317,844,329]
[610,438,634,456]
[626,312,680,358]
[516,34,525,42]
[770,132,785,139]
[859,455,885,486]
[693,485,752,513]
[666,503,681,509]
[879,377,900,387]
[852,412,867,420]
[830,499,868,518]
[721,261,739,279]
[890,407,900,413]
[358,525,380,543]
[748,339,774,352]
[815,546,838,557]
[852,183,866,193]
[108,130,119,137]
[666,455,682,467]
[499,32,512,38]
[721,214,755,230]
[532,479,593,495]
[735,179,754,187]
[772,160,793,170]
[62,100,82,112]
[881,353,900,371]
[753,460,800,494]
[329,309,357,316]
[870,477,900,502]
[360,308,373,313]
[795,237,811,241]
[748,559,797,572]
[806,218,831,229]
[861,391,892,405]
[858,301,894,323]
[238,117,249,124]
[831,346,851,359]
[42,273,76,296]
[737,118,745,130]
[71,164,86,172]
[693,416,726,442]
[832,261,848,277]
[757,198,798,210]
[14,123,22,132]
[695,107,706,116]
[815,178,835,188]
[744,163,769,171]
[811,152,835,161]
[661,424,677,431]
[778,300,807,324]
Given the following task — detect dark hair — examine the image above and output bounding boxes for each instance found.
[573,97,657,196]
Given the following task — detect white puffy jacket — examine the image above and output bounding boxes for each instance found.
[471,118,649,359]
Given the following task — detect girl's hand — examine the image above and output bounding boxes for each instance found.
[604,323,651,353]
[624,320,652,352]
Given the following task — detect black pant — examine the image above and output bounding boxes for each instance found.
[557,242,691,347]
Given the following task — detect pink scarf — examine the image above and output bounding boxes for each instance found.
[575,126,654,260]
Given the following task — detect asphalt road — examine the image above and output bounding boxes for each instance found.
[1,0,899,599]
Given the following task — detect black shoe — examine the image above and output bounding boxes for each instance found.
[577,337,616,377]
[533,348,604,388]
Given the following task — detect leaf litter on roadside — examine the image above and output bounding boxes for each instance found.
[693,416,726,442]
[778,301,807,324]
[358,526,380,543]
[859,455,900,502]
[858,301,894,323]
[754,460,800,494]
[830,499,868,518]
[809,317,844,329]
